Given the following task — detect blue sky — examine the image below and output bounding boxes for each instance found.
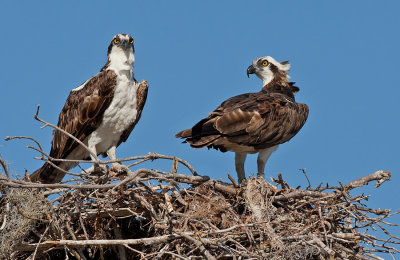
[0,0,399,248]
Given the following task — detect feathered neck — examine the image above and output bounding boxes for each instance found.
[262,76,297,100]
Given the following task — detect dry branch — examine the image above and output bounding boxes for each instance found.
[1,165,398,259]
[0,157,10,179]
[14,234,189,251]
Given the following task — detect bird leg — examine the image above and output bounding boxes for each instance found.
[235,152,247,183]
[257,145,279,179]
[86,143,106,174]
[88,143,101,172]
[107,145,130,174]
[106,145,118,165]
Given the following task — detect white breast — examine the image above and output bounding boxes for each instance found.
[88,71,138,154]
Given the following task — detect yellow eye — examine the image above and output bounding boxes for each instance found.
[262,60,269,66]
[113,38,120,44]
[130,39,133,44]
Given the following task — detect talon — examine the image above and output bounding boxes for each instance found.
[110,164,130,176]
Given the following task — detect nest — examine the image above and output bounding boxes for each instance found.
[0,152,399,260]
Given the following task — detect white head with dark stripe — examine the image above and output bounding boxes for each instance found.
[103,34,135,72]
[247,56,290,86]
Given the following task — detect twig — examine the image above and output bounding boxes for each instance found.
[0,157,10,179]
[0,202,9,231]
[213,181,237,195]
[145,152,198,176]
[228,174,238,188]
[344,170,391,189]
[299,168,311,190]
[65,221,87,260]
[318,207,329,246]
[132,193,160,222]
[309,234,335,257]
[32,222,51,260]
[273,189,326,201]
[33,104,100,163]
[15,234,193,251]
[4,136,44,157]
[0,169,150,189]
[178,233,216,260]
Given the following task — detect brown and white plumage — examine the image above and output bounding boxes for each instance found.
[176,56,308,183]
[30,34,148,183]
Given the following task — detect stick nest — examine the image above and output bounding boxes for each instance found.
[0,153,398,260]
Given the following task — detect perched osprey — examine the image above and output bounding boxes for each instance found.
[30,34,148,184]
[176,56,308,183]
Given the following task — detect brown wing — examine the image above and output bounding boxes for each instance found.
[49,70,117,160]
[118,80,149,146]
[176,91,309,151]
[221,93,309,149]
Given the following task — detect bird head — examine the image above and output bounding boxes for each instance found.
[247,56,290,86]
[105,34,135,72]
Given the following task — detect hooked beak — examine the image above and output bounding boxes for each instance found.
[247,65,256,78]
[120,39,131,49]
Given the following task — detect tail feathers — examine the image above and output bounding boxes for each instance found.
[176,132,220,148]
[176,121,221,149]
[176,120,221,149]
[175,128,192,138]
[29,163,66,184]
[187,135,220,148]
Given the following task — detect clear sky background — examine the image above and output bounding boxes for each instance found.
[0,0,399,251]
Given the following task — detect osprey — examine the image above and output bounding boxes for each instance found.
[176,56,308,183]
[30,34,149,184]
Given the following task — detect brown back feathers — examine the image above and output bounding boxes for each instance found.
[176,81,309,153]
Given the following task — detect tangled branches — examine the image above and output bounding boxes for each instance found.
[0,156,398,259]
[0,110,399,259]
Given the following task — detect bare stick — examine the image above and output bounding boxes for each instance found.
[4,135,44,156]
[299,168,311,189]
[228,174,238,188]
[0,157,9,179]
[178,233,216,260]
[145,152,198,176]
[344,170,391,189]
[0,202,9,231]
[274,190,327,201]
[309,234,335,257]
[15,234,194,251]
[32,223,51,260]
[0,169,149,189]
[213,181,237,195]
[318,207,329,246]
[33,104,100,163]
